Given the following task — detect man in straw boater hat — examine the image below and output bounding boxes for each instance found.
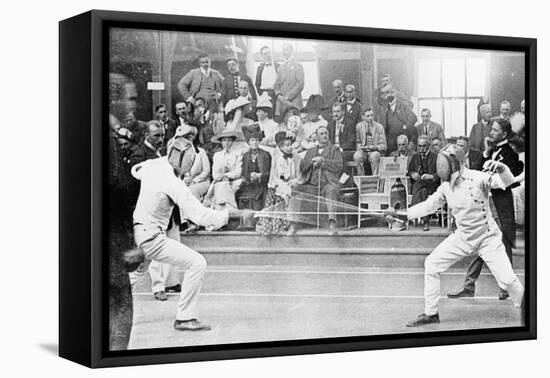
[131,128,251,331]
[386,144,524,327]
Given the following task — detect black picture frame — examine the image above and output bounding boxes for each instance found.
[59,9,537,368]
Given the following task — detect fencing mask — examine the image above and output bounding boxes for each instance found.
[436,144,465,188]
[167,136,196,178]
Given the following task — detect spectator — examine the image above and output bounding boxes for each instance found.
[255,92,281,154]
[494,100,512,121]
[510,99,526,149]
[416,108,446,146]
[431,137,443,155]
[256,132,302,235]
[255,45,279,109]
[123,111,147,145]
[408,135,439,231]
[379,84,418,155]
[324,79,345,121]
[469,103,492,151]
[129,120,165,167]
[287,125,343,236]
[286,115,305,153]
[456,136,483,170]
[221,57,257,107]
[389,134,415,166]
[188,97,211,147]
[224,96,256,153]
[237,125,272,228]
[207,129,244,211]
[155,104,178,141]
[301,95,328,152]
[355,107,387,175]
[328,102,356,178]
[175,101,190,126]
[377,74,413,109]
[178,125,211,200]
[236,80,257,120]
[177,53,224,113]
[344,84,362,126]
[274,43,304,121]
[115,128,136,165]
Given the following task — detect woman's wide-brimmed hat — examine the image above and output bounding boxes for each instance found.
[224,96,251,115]
[242,123,264,142]
[256,92,273,110]
[305,94,328,113]
[211,129,241,144]
[174,124,198,138]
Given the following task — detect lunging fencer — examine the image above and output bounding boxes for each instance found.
[386,144,524,327]
[131,131,250,331]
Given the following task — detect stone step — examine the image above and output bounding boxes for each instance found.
[180,228,525,269]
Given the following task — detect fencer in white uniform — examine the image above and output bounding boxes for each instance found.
[132,135,246,331]
[387,144,524,327]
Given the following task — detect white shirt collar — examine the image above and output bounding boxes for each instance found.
[200,67,211,76]
[347,98,356,104]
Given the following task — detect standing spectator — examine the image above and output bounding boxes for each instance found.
[469,103,493,151]
[377,74,413,109]
[379,84,418,155]
[344,84,362,126]
[456,136,483,171]
[355,107,387,175]
[448,118,524,300]
[221,58,257,106]
[325,79,345,121]
[287,125,343,236]
[416,108,446,146]
[256,132,302,235]
[328,102,356,178]
[177,53,224,113]
[255,45,279,109]
[155,104,178,141]
[389,134,415,166]
[408,135,439,231]
[274,43,305,120]
[237,126,272,228]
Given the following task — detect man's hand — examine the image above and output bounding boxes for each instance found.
[312,156,324,168]
[227,208,256,222]
[410,172,420,181]
[421,173,435,181]
[483,160,506,174]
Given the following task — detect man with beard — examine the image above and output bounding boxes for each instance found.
[386,144,524,327]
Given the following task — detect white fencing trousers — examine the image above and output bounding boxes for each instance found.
[148,223,180,293]
[424,232,524,316]
[134,225,207,321]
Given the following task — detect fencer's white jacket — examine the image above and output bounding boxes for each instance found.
[132,157,228,232]
[407,167,515,249]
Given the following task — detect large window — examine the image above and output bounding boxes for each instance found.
[417,57,487,138]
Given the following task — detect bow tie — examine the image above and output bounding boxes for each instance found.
[282,152,293,160]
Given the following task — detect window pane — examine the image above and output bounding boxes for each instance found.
[296,40,317,52]
[466,99,480,136]
[466,58,486,97]
[301,61,320,106]
[418,59,440,97]
[418,99,443,127]
[442,58,465,97]
[444,99,465,137]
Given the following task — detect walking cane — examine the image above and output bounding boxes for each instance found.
[316,167,322,229]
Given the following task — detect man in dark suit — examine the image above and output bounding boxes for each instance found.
[129,120,165,167]
[327,102,356,179]
[221,58,257,107]
[456,136,483,171]
[154,104,178,141]
[343,84,362,126]
[448,118,524,300]
[408,135,439,231]
[255,45,279,109]
[469,104,492,151]
[416,108,446,146]
[174,101,190,126]
[379,84,418,155]
[287,125,343,236]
